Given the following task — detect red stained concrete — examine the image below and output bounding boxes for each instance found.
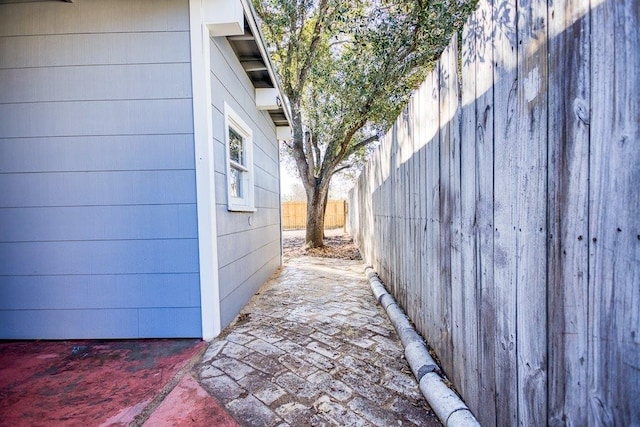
[0,339,208,426]
[144,374,239,427]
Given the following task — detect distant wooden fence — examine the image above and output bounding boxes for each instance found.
[282,200,346,230]
[348,0,639,425]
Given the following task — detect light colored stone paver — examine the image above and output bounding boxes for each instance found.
[227,395,281,427]
[201,340,226,363]
[211,356,254,381]
[254,383,288,406]
[196,256,441,426]
[200,375,243,404]
[221,341,252,359]
[200,365,224,379]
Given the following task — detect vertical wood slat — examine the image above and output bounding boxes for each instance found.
[588,0,640,425]
[547,0,590,424]
[414,98,423,335]
[474,0,498,422]
[438,38,458,378]
[453,23,471,407]
[409,96,420,329]
[515,0,548,423]
[448,41,461,384]
[391,127,400,298]
[457,5,480,415]
[490,0,518,423]
[400,108,409,311]
[417,83,428,336]
[423,68,441,348]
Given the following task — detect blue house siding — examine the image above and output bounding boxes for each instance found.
[209,35,282,330]
[0,0,201,338]
[218,239,281,327]
[0,274,201,310]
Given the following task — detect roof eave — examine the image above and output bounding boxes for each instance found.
[238,0,293,128]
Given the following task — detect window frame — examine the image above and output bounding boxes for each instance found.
[223,103,255,212]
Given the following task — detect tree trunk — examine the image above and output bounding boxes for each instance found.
[304,181,329,248]
[287,97,334,248]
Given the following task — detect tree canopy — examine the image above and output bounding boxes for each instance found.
[254,0,477,246]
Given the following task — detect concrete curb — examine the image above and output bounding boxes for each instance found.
[364,266,481,427]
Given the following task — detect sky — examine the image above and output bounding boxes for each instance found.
[280,163,356,201]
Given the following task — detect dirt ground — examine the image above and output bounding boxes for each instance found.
[282,228,362,261]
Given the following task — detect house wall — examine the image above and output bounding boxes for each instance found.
[0,0,202,338]
[209,36,281,329]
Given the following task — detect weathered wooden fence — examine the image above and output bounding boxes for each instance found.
[282,200,346,230]
[348,0,639,425]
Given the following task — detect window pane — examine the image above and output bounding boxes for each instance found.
[229,128,244,164]
[230,167,242,198]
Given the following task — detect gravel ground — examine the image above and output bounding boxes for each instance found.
[282,228,362,262]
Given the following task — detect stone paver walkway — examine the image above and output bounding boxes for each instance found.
[196,256,441,426]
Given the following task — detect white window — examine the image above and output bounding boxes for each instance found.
[224,103,255,212]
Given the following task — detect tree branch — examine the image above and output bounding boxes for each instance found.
[289,98,313,188]
[329,38,354,49]
[332,164,353,175]
[283,17,296,92]
[304,130,315,177]
[351,134,379,151]
[311,132,322,176]
[332,117,367,163]
[295,0,330,93]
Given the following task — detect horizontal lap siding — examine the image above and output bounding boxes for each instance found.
[0,63,192,103]
[210,36,281,330]
[0,32,190,69]
[0,171,196,207]
[0,99,193,138]
[0,0,200,339]
[0,134,194,173]
[0,307,202,340]
[218,240,281,327]
[0,240,199,275]
[0,274,201,310]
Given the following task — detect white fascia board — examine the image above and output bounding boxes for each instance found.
[189,0,221,341]
[204,0,244,36]
[255,88,280,110]
[239,0,293,127]
[276,126,292,141]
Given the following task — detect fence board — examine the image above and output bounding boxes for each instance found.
[457,6,482,414]
[474,0,497,421]
[453,23,472,407]
[281,200,346,230]
[490,0,518,423]
[588,0,640,424]
[437,39,458,377]
[424,69,441,349]
[409,99,420,328]
[515,0,548,423]
[400,109,410,311]
[547,0,590,424]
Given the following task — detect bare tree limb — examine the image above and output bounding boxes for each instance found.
[351,134,379,151]
[332,164,353,175]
